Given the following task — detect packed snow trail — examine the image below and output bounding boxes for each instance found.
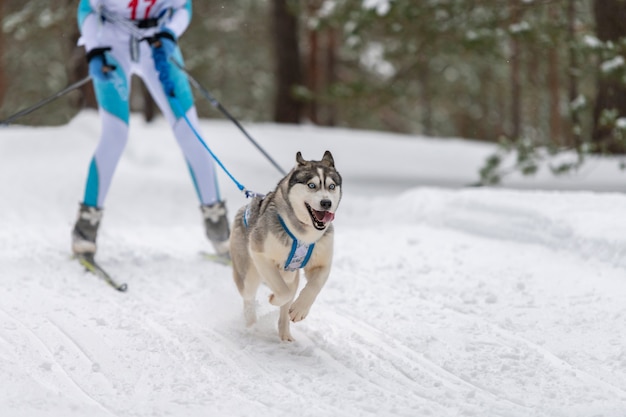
[1,113,626,416]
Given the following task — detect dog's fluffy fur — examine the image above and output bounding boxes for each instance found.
[230,151,342,341]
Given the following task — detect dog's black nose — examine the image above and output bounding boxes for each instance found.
[320,199,332,210]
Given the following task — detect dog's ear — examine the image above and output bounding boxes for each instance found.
[322,150,335,168]
[296,151,306,165]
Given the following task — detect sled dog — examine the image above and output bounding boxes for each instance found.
[230,151,342,341]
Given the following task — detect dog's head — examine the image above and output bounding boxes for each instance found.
[287,150,342,231]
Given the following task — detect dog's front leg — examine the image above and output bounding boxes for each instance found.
[278,272,299,341]
[278,302,296,342]
[250,251,296,307]
[289,265,330,322]
[252,253,299,341]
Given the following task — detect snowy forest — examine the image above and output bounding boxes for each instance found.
[1,1,626,170]
[2,2,626,415]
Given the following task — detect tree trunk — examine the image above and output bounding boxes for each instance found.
[323,27,338,126]
[68,29,98,110]
[509,0,522,139]
[306,0,320,124]
[548,46,562,145]
[306,17,319,124]
[271,0,303,124]
[567,0,581,148]
[419,61,432,136]
[65,0,97,110]
[527,43,540,136]
[592,0,626,153]
[0,2,6,108]
[548,3,562,146]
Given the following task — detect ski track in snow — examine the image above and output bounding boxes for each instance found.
[1,113,626,416]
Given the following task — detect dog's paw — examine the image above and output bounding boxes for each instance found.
[289,300,311,322]
[279,330,295,342]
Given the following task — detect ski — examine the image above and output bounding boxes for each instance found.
[76,254,128,292]
[200,251,232,266]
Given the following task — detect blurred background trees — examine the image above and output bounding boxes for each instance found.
[1,0,626,177]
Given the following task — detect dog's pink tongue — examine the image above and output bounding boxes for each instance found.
[323,211,335,223]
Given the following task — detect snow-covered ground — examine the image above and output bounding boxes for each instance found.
[1,111,626,417]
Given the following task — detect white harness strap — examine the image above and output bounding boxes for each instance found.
[277,216,315,271]
[242,205,314,271]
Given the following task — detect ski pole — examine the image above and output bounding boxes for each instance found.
[170,59,287,176]
[0,75,92,126]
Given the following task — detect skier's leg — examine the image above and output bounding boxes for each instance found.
[139,43,230,256]
[72,45,132,255]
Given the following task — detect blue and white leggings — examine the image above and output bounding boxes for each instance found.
[82,36,220,208]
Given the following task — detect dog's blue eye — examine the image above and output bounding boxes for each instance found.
[308,183,316,189]
[329,184,335,190]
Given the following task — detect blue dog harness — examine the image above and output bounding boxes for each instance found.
[243,205,315,271]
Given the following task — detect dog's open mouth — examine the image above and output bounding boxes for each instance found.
[306,203,335,230]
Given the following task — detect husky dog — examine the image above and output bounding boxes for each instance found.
[230,151,342,341]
